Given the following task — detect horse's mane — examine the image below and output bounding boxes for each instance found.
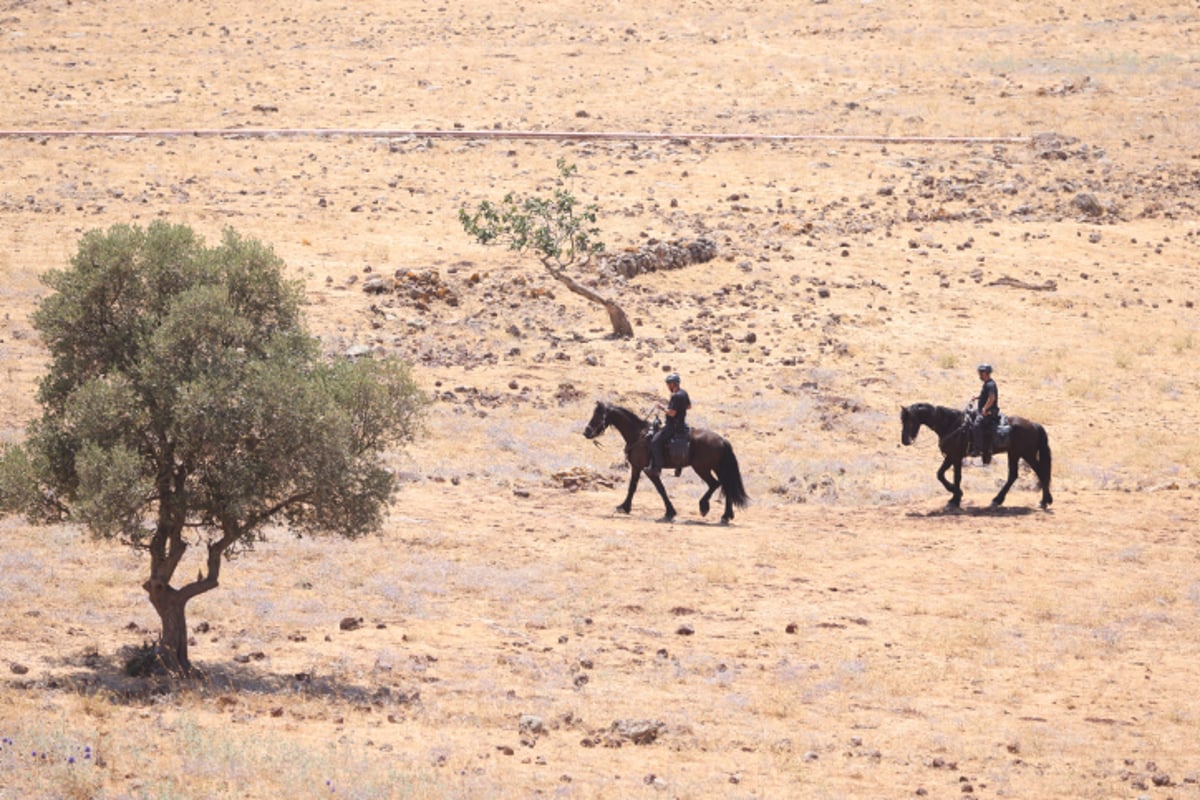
[908,401,962,419]
[603,402,645,421]
[906,402,967,438]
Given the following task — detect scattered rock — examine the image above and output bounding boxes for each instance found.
[519,715,547,735]
[610,719,666,745]
[601,238,717,279]
[1031,131,1074,160]
[339,617,363,631]
[1072,192,1104,217]
[552,467,613,491]
[362,276,394,294]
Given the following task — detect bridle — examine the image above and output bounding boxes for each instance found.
[900,407,920,445]
[584,404,609,440]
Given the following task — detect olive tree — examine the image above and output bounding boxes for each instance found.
[0,222,425,675]
[459,158,633,338]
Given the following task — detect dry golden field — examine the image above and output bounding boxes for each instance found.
[2,1,1200,798]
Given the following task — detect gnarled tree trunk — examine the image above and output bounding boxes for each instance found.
[145,579,192,674]
[543,261,633,338]
[144,509,236,675]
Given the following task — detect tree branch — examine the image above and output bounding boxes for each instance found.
[176,518,241,602]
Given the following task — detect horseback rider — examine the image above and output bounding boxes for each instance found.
[647,373,690,477]
[974,363,999,464]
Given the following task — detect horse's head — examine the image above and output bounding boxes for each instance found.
[583,402,609,440]
[900,405,920,446]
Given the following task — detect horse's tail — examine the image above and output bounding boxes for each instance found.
[1037,424,1052,491]
[717,441,750,509]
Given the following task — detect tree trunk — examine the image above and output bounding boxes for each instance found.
[145,577,192,675]
[142,510,237,676]
[543,263,634,338]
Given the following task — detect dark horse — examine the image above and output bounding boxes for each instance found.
[900,402,1053,509]
[582,401,749,523]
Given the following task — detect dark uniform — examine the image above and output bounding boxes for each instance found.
[975,364,999,464]
[649,374,690,475]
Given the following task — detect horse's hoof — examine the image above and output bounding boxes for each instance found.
[720,517,732,526]
[615,505,631,515]
[657,515,676,524]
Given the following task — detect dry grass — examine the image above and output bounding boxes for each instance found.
[4,0,1200,797]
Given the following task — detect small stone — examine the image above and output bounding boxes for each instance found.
[611,719,666,745]
[1072,192,1104,217]
[676,623,695,636]
[519,715,547,736]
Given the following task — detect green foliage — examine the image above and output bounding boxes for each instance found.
[0,221,426,553]
[459,159,606,269]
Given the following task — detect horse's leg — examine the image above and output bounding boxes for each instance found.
[644,471,677,521]
[937,454,963,507]
[1022,453,1053,509]
[616,465,639,514]
[1034,428,1053,509]
[694,467,720,517]
[992,452,1019,506]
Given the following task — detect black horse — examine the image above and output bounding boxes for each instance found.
[582,401,749,523]
[900,402,1053,509]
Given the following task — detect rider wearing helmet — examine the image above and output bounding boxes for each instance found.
[975,363,999,464]
[648,372,691,477]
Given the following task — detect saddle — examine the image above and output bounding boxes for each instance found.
[964,410,1010,457]
[647,421,692,475]
[666,427,691,473]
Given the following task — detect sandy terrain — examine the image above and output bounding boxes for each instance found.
[2,0,1199,797]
